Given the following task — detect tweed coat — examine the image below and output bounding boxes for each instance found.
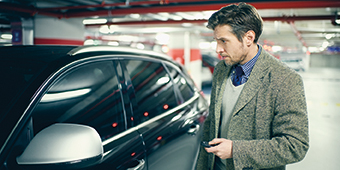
[196,47,309,170]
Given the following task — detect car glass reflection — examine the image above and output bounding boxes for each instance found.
[123,60,178,124]
[32,61,125,142]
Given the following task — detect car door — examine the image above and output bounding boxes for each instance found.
[4,59,146,170]
[122,58,208,170]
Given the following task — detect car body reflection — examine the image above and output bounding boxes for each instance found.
[0,45,209,170]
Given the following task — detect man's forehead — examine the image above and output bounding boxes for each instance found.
[213,25,234,39]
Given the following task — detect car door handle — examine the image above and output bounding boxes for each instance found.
[187,124,200,135]
[127,159,145,170]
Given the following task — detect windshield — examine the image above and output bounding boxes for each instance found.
[0,60,45,116]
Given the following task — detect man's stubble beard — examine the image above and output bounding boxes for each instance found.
[223,43,247,66]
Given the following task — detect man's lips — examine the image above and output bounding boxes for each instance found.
[221,55,229,59]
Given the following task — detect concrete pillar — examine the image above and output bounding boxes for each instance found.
[34,16,85,45]
[11,18,33,45]
[167,32,202,89]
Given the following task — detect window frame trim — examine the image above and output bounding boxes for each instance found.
[102,92,200,147]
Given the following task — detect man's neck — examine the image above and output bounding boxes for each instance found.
[241,43,259,65]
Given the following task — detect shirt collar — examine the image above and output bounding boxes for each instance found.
[239,44,261,77]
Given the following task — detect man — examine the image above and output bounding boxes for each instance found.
[196,2,309,170]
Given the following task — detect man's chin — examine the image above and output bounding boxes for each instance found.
[223,59,235,66]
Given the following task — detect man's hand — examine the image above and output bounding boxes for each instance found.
[205,138,233,159]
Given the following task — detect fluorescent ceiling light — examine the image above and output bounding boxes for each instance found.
[83,18,107,24]
[1,34,12,39]
[272,45,283,52]
[99,25,110,34]
[336,19,340,25]
[171,15,183,21]
[136,43,145,50]
[129,13,140,19]
[102,35,139,42]
[108,41,119,46]
[147,13,168,21]
[308,47,320,53]
[325,34,334,39]
[322,41,329,48]
[210,41,217,50]
[158,12,183,21]
[99,25,116,34]
[202,11,215,19]
[199,42,211,49]
[181,23,193,27]
[176,12,196,20]
[156,33,170,44]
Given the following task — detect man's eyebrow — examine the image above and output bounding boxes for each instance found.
[215,37,227,41]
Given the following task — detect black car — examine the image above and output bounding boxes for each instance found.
[0,45,209,170]
[201,54,221,87]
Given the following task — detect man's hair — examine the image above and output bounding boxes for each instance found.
[207,2,263,43]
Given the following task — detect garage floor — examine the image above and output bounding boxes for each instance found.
[202,67,340,170]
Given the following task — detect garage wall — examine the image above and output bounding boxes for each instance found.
[310,53,340,68]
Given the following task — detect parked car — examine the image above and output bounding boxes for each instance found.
[201,54,221,87]
[281,58,306,72]
[0,45,209,170]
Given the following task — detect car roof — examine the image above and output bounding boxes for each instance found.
[69,45,172,60]
[0,45,174,64]
[0,45,75,63]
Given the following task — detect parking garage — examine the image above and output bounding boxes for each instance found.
[0,0,339,170]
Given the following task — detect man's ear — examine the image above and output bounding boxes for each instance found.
[244,30,256,46]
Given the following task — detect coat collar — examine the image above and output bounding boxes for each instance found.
[232,48,271,116]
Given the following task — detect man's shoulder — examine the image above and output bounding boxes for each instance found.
[261,50,295,73]
[259,50,301,80]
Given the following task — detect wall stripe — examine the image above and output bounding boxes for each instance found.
[167,48,201,65]
[34,38,84,45]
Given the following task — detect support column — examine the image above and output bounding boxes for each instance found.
[11,18,33,45]
[34,16,85,45]
[167,32,202,89]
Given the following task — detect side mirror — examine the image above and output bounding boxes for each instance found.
[16,123,103,170]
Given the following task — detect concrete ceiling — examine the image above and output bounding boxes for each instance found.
[0,0,339,54]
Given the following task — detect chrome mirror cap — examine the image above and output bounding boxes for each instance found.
[17,123,103,165]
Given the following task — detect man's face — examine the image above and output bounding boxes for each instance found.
[214,25,249,66]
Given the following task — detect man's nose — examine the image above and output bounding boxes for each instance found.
[216,44,224,54]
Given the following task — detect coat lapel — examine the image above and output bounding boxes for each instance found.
[232,50,271,116]
[212,62,231,137]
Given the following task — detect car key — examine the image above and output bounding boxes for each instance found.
[201,141,218,148]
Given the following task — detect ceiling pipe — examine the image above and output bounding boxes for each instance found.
[84,14,337,47]
[39,0,162,11]
[289,21,308,48]
[31,0,340,13]
[66,1,340,18]
[85,19,207,27]
[85,15,337,27]
[0,3,61,18]
[265,15,337,22]
[1,1,339,19]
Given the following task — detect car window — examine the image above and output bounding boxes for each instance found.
[166,66,195,103]
[0,60,43,117]
[31,61,125,141]
[114,60,135,129]
[123,59,178,124]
